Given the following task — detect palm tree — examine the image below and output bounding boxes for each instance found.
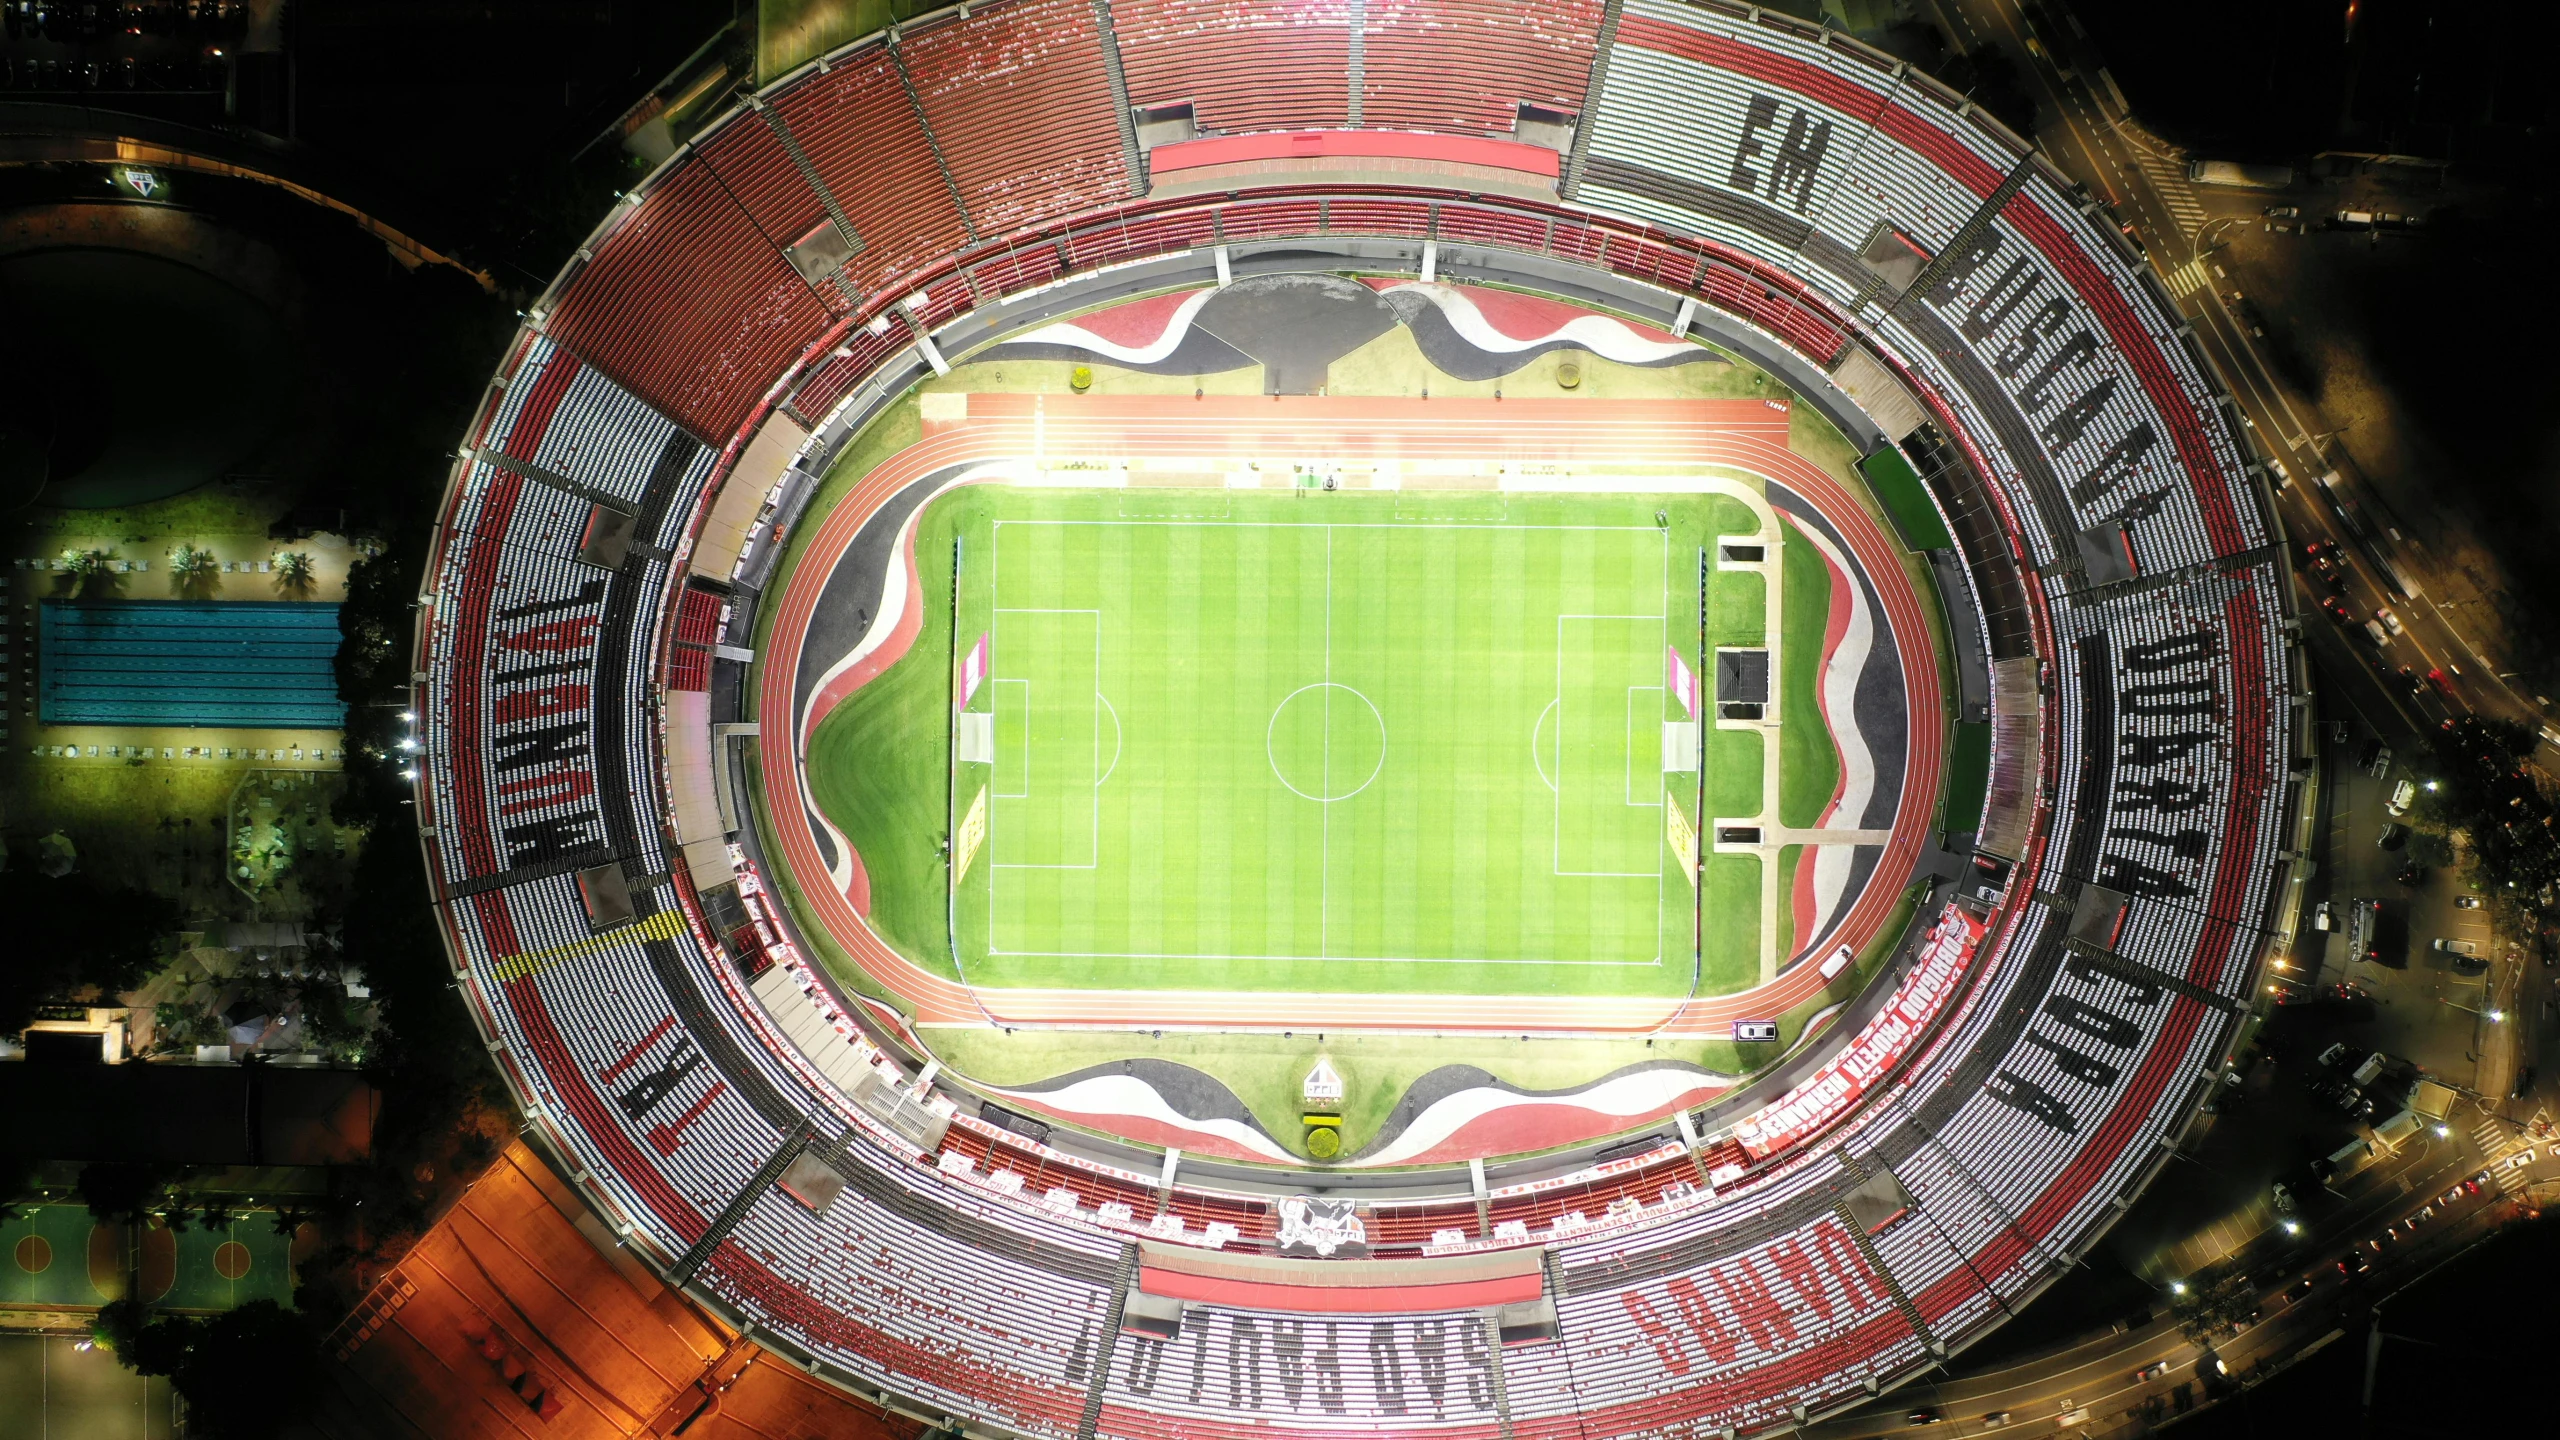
[168,544,220,599]
[61,547,118,598]
[272,551,315,595]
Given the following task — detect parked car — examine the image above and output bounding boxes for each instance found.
[2265,205,2301,219]
[2378,822,2409,850]
[2388,780,2416,815]
[2434,937,2482,956]
[2313,900,2334,930]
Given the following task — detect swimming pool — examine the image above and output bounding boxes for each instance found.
[39,600,346,729]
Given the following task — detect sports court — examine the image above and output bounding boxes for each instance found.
[39,600,346,728]
[951,492,1708,997]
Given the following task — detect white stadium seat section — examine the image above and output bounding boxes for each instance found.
[1095,1303,1506,1438]
[1585,1,2259,581]
[709,1182,1112,1438]
[526,345,709,506]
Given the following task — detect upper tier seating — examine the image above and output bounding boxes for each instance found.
[545,161,833,443]
[699,50,974,303]
[1359,0,1603,134]
[899,0,1132,238]
[1113,0,1354,133]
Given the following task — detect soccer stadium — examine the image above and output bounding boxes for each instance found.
[417,2,2301,1435]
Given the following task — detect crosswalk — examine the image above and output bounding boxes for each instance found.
[2164,256,2211,299]
[2135,148,2209,241]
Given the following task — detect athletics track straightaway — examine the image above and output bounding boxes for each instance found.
[753,394,1944,1037]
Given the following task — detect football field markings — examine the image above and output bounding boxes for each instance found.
[982,516,1679,970]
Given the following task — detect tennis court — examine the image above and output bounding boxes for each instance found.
[39,601,345,728]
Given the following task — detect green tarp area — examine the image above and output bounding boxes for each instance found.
[1858,444,1955,552]
[1943,721,1993,839]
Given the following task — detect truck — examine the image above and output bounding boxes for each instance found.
[2372,1108,2424,1152]
[2188,160,2297,189]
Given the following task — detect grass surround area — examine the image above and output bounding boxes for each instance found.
[916,877,1927,1161]
[750,339,1944,1162]
[809,486,1770,999]
[1776,515,1843,830]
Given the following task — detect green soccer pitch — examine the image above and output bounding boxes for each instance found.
[914,488,1756,999]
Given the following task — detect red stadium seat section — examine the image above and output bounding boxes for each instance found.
[1115,0,1356,134]
[898,0,1134,236]
[696,50,972,303]
[1359,0,1603,134]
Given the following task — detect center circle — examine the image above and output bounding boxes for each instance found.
[1267,683,1386,803]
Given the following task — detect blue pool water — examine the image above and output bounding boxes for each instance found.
[39,601,346,729]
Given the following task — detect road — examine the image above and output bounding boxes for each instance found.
[1919,0,2558,765]
[1815,1124,2555,1437]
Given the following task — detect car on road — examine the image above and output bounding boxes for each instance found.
[1904,1408,1942,1426]
[2426,667,2457,699]
[2377,606,2406,636]
[2284,1276,2317,1302]
[2433,937,2482,956]
[2136,1360,2171,1381]
[2514,1065,2537,1099]
[2455,895,2482,909]
[2321,594,2355,624]
[2338,1250,2370,1278]
[1980,1414,2011,1430]
[2365,619,2392,647]
[2388,779,2416,815]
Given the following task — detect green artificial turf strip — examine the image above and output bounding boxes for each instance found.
[1705,726,1763,818]
[1775,842,1802,966]
[1699,852,1762,995]
[1706,570,1765,648]
[1777,515,1842,830]
[810,487,1743,1000]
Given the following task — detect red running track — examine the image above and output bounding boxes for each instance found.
[752,394,1943,1037]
